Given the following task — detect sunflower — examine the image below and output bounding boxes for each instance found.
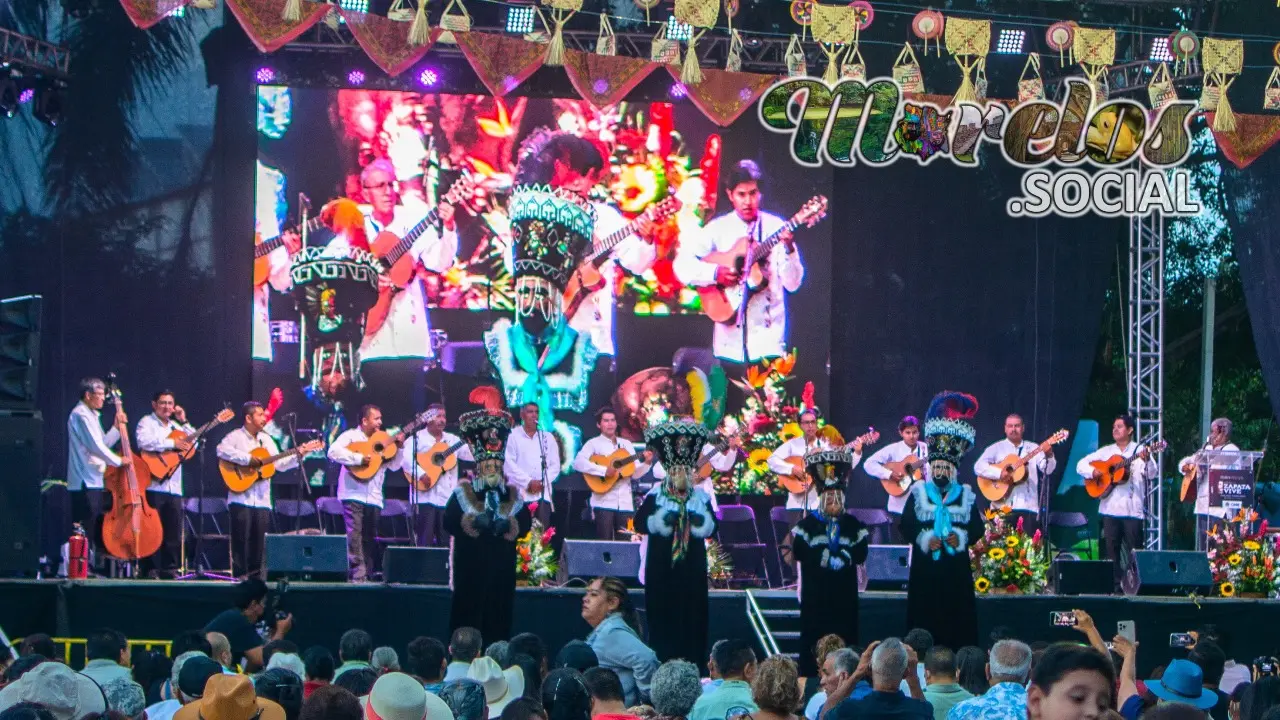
[780,423,803,442]
[1229,554,1243,567]
[975,577,991,593]
[1244,540,1262,551]
[1220,582,1236,597]
[1006,536,1021,548]
[747,448,772,473]
[988,548,1007,560]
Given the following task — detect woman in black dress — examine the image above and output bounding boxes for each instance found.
[790,448,871,678]
[634,419,718,663]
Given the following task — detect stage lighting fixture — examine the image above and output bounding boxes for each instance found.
[669,82,687,99]
[418,67,440,88]
[0,75,18,119]
[32,84,63,127]
[168,5,185,16]
[1149,37,1173,62]
[666,16,692,42]
[996,28,1025,54]
[338,0,369,12]
[506,5,536,34]
[18,89,34,105]
[256,66,277,84]
[347,69,366,85]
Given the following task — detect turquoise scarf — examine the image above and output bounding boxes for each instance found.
[925,480,961,560]
[507,319,578,431]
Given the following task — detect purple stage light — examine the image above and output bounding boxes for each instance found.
[418,67,440,88]
[348,69,366,86]
[669,82,687,99]
[255,66,276,84]
[18,88,34,104]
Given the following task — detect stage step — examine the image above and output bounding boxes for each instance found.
[773,631,801,640]
[761,609,800,619]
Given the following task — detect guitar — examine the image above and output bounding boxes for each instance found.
[1084,440,1168,499]
[220,439,324,493]
[881,449,928,497]
[252,204,350,287]
[414,438,469,491]
[562,196,682,319]
[365,175,477,335]
[780,430,881,495]
[346,411,434,482]
[140,408,236,482]
[695,433,744,479]
[977,429,1071,502]
[1179,445,1221,502]
[583,446,651,495]
[697,195,829,323]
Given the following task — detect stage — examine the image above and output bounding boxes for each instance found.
[1,579,1272,675]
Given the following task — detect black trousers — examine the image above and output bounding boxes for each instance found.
[415,504,448,547]
[73,488,109,568]
[593,508,632,540]
[144,491,184,576]
[230,504,271,579]
[1101,516,1143,589]
[530,499,552,529]
[343,500,380,581]
[1012,510,1041,537]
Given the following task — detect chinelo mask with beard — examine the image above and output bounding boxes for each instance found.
[822,489,845,517]
[475,459,505,489]
[515,275,559,337]
[930,459,956,487]
[666,465,692,494]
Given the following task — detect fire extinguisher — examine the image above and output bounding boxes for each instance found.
[68,523,88,579]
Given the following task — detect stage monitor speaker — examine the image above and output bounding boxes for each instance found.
[1054,559,1115,595]
[383,546,449,585]
[266,534,348,582]
[0,413,41,577]
[563,540,641,582]
[862,545,911,591]
[1135,551,1213,596]
[0,295,41,411]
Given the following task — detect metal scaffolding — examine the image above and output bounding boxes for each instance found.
[1127,213,1165,550]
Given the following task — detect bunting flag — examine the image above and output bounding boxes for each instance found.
[117,0,193,29]
[225,0,331,53]
[1211,112,1280,170]
[453,31,549,97]
[339,9,441,77]
[563,49,659,110]
[666,65,778,127]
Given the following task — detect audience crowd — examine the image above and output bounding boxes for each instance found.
[3,580,1279,720]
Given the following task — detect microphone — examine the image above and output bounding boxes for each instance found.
[299,193,312,211]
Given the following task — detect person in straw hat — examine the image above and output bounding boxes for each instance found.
[174,674,285,720]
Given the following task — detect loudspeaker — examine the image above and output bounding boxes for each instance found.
[1054,559,1115,595]
[563,540,641,581]
[383,546,449,585]
[0,413,41,577]
[265,534,348,581]
[1134,551,1213,596]
[863,545,911,591]
[0,295,41,411]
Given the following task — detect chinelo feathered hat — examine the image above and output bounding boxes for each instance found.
[644,418,711,472]
[458,386,514,463]
[507,130,597,292]
[922,391,979,466]
[804,448,854,493]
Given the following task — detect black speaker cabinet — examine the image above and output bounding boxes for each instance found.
[1135,551,1213,596]
[265,534,348,582]
[1054,559,1115,595]
[0,295,41,412]
[383,546,449,585]
[562,540,641,581]
[0,413,41,577]
[863,545,911,591]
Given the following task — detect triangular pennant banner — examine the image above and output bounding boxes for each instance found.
[666,66,777,127]
[1210,112,1280,170]
[454,31,548,97]
[340,9,440,77]
[562,49,658,110]
[118,0,193,29]
[225,0,330,53]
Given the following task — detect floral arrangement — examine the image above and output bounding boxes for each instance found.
[1208,510,1277,598]
[707,539,735,586]
[717,351,842,495]
[516,520,558,587]
[970,507,1050,595]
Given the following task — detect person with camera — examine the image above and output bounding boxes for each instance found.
[204,578,294,672]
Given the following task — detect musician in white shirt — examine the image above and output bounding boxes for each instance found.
[399,404,474,547]
[1075,414,1158,591]
[766,410,834,522]
[216,402,301,579]
[504,403,561,528]
[568,203,657,357]
[1177,417,1241,551]
[973,413,1057,535]
[673,160,804,363]
[328,405,404,582]
[252,161,301,363]
[572,407,655,539]
[652,439,740,512]
[135,390,195,578]
[863,416,932,539]
[67,377,127,569]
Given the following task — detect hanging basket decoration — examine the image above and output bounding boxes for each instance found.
[1045,21,1074,65]
[1169,30,1199,75]
[848,1,873,31]
[911,9,944,57]
[1073,27,1115,107]
[1264,67,1280,111]
[540,0,583,66]
[1017,52,1044,102]
[1202,37,1244,132]
[810,2,857,85]
[944,16,990,105]
[675,0,720,84]
[1148,61,1178,112]
[436,0,471,43]
[892,41,924,94]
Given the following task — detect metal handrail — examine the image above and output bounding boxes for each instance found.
[744,589,781,657]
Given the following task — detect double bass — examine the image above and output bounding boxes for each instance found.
[101,375,164,562]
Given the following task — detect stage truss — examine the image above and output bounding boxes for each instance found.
[1128,213,1165,550]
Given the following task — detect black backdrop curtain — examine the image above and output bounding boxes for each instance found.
[1221,150,1280,426]
[827,159,1122,508]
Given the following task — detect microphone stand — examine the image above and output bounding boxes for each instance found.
[178,434,236,581]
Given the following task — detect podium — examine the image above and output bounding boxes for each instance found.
[1200,450,1266,513]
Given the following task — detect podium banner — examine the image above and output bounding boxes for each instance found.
[1208,468,1255,510]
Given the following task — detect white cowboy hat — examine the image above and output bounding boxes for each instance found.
[466,657,525,715]
[361,673,428,720]
[424,689,455,720]
[0,661,108,720]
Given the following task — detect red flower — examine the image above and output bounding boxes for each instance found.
[1016,516,1025,532]
[541,526,556,544]
[1005,584,1019,592]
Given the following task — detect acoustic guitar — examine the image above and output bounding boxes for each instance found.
[413,438,470,491]
[977,429,1071,502]
[695,433,744,479]
[365,175,477,335]
[251,204,352,287]
[583,446,651,495]
[562,196,682,319]
[140,408,236,482]
[1084,440,1168,499]
[346,410,434,482]
[881,449,928,497]
[220,439,324,493]
[697,196,828,323]
[780,430,881,495]
[1178,445,1220,502]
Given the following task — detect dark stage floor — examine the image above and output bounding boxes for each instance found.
[1,580,1273,675]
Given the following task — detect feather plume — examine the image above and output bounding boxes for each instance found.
[801,381,816,413]
[704,366,728,431]
[263,387,284,423]
[469,385,504,412]
[686,369,709,424]
[321,198,370,250]
[925,391,979,421]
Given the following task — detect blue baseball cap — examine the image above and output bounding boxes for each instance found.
[1146,659,1217,709]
